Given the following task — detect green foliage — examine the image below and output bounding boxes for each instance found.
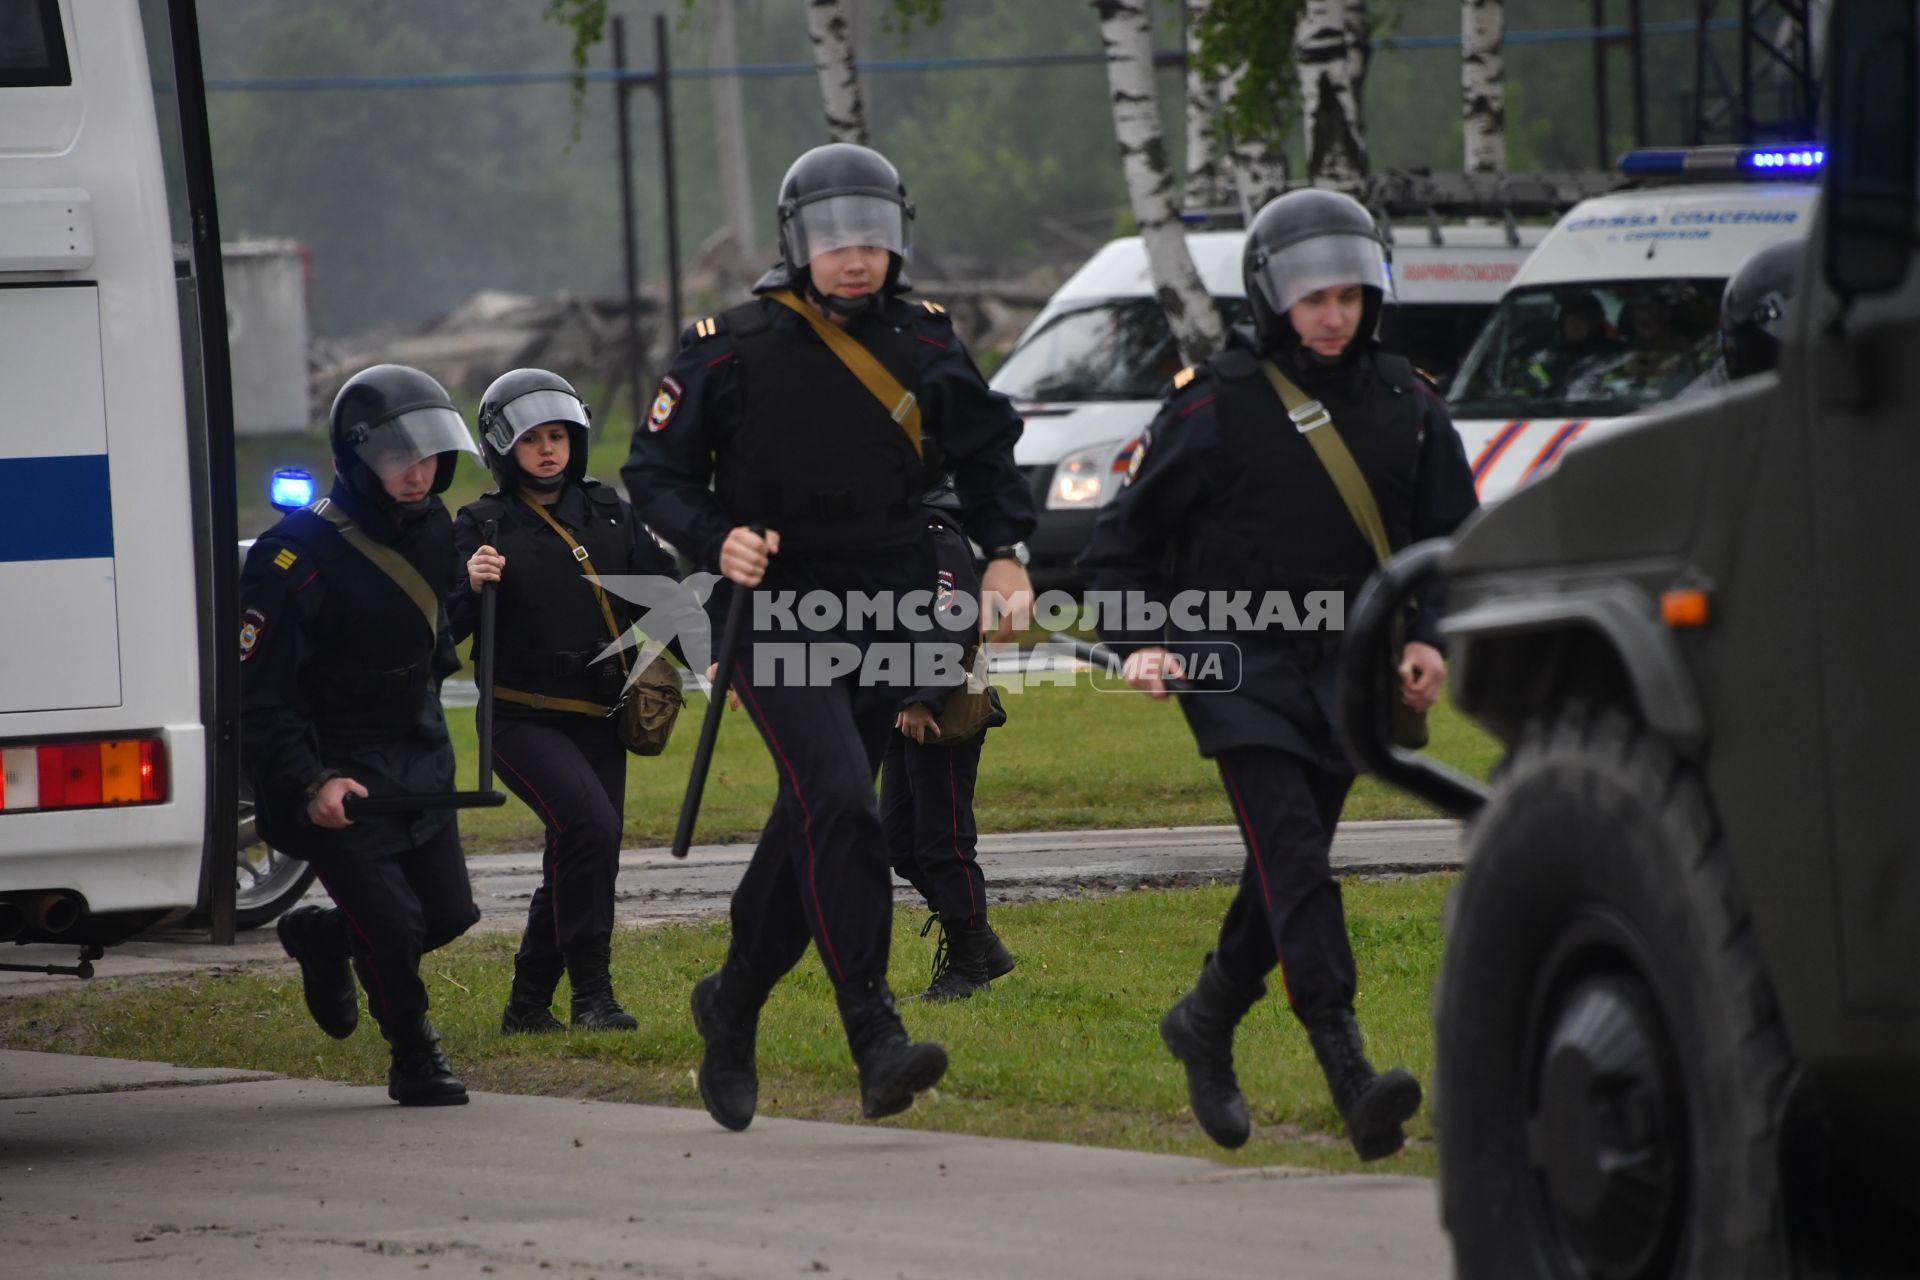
[544,0,608,121]
[1189,0,1307,152]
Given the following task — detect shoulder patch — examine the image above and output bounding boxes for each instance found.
[648,375,683,433]
[920,299,946,314]
[271,547,298,572]
[695,316,718,339]
[238,607,267,662]
[1122,428,1154,487]
[1172,365,1197,391]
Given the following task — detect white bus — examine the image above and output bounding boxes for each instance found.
[0,0,274,971]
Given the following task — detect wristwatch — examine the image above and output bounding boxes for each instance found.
[985,541,1031,567]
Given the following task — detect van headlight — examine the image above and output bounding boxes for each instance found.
[1047,438,1135,510]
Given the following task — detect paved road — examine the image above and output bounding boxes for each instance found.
[0,1049,1450,1280]
[0,822,1463,995]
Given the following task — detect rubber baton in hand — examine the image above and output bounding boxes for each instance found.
[671,527,763,858]
[1049,635,1194,694]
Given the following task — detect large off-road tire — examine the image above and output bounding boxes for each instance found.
[1435,708,1797,1280]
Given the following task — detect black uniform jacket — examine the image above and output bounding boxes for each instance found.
[239,483,462,863]
[620,282,1035,661]
[1078,328,1478,765]
[447,478,680,715]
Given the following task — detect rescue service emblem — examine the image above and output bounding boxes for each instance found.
[238,608,266,662]
[648,376,683,432]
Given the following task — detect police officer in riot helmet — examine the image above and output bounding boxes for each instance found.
[1721,237,1804,379]
[450,368,680,1035]
[1079,189,1479,1159]
[621,142,1036,1130]
[242,363,483,1106]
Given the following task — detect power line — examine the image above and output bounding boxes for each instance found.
[202,20,1735,94]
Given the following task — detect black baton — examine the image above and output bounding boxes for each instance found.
[671,527,764,858]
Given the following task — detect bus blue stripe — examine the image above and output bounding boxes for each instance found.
[0,455,115,563]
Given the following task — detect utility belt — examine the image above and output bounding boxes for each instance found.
[493,650,628,713]
[493,686,616,718]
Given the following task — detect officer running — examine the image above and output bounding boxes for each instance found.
[1079,190,1479,1159]
[245,365,484,1106]
[452,369,681,1035]
[621,142,1035,1130]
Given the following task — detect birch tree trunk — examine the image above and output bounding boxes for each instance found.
[1182,0,1232,210]
[1094,0,1227,364]
[808,0,869,145]
[1294,0,1369,191]
[1462,0,1506,173]
[709,0,759,258]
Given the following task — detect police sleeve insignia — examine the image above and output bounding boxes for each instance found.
[648,375,683,433]
[239,608,266,661]
[1123,429,1152,487]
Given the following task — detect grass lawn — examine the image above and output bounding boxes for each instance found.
[0,878,1450,1175]
[448,684,1500,854]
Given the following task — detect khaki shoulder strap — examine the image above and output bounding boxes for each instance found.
[520,494,630,675]
[309,498,439,635]
[766,289,923,456]
[1258,361,1392,566]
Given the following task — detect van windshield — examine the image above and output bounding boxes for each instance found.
[993,298,1242,403]
[1448,279,1725,418]
[0,0,70,88]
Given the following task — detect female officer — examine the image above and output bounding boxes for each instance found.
[450,369,679,1034]
[1080,189,1478,1160]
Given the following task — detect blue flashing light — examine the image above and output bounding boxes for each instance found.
[269,467,315,512]
[1743,146,1825,171]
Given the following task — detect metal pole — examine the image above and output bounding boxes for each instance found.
[613,16,645,431]
[1592,0,1612,167]
[654,13,684,343]
[1628,0,1648,146]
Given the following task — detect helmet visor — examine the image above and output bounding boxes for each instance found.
[782,193,910,267]
[484,388,591,455]
[353,405,480,481]
[1251,233,1392,314]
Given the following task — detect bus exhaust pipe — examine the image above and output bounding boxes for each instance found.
[26,893,81,936]
[0,901,24,942]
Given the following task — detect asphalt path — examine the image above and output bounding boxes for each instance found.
[0,1049,1451,1279]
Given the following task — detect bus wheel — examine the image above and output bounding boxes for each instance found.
[1435,708,1796,1279]
[233,784,317,930]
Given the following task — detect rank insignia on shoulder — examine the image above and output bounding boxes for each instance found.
[920,299,946,314]
[239,608,266,662]
[649,375,683,433]
[1172,366,1198,391]
[1414,366,1441,390]
[272,547,298,572]
[694,316,720,339]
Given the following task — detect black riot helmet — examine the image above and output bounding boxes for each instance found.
[1721,238,1804,379]
[327,364,478,505]
[1242,188,1392,358]
[477,368,591,493]
[775,143,915,316]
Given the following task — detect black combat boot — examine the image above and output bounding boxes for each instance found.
[1158,953,1265,1149]
[566,944,638,1031]
[383,1014,468,1106]
[835,976,948,1119]
[690,949,773,1131]
[277,905,358,1040]
[500,953,566,1035]
[1305,1007,1422,1161]
[914,914,1017,1001]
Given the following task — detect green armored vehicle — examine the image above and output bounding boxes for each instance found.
[1340,6,1920,1276]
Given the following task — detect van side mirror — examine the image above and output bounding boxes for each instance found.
[1824,3,1919,299]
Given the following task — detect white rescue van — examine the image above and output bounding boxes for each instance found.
[1447,146,1823,501]
[991,221,1546,585]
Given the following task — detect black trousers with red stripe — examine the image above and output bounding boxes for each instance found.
[313,820,480,1033]
[490,712,628,968]
[879,731,988,926]
[1211,746,1357,1024]
[728,654,899,991]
